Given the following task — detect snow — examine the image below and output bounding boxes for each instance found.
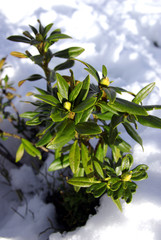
[1,0,161,239]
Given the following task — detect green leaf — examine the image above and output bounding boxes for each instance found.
[143,105,161,111]
[95,143,107,163]
[43,23,53,37]
[54,47,85,58]
[137,115,161,129]
[115,137,132,152]
[71,58,100,83]
[47,33,72,42]
[48,155,69,171]
[93,160,104,178]
[132,164,148,174]
[21,139,42,160]
[75,75,90,103]
[36,130,53,147]
[111,145,121,163]
[56,73,69,100]
[97,101,118,115]
[87,183,107,198]
[26,117,42,126]
[16,143,24,162]
[73,96,96,113]
[68,177,100,187]
[76,122,102,135]
[103,87,116,103]
[111,197,122,212]
[69,82,83,102]
[102,65,107,77]
[54,60,74,71]
[29,25,38,35]
[34,94,59,106]
[78,107,94,123]
[131,172,148,181]
[50,107,68,122]
[109,98,148,116]
[20,111,39,119]
[132,82,155,104]
[123,122,143,148]
[23,74,44,81]
[121,154,133,172]
[47,119,75,149]
[69,140,80,174]
[81,143,94,178]
[94,112,114,120]
[7,35,31,43]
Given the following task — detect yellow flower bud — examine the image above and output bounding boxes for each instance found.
[63,101,71,111]
[121,171,132,182]
[100,77,110,87]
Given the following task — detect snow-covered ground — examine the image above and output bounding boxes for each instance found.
[1,0,161,239]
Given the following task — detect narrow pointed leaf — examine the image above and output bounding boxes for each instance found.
[69,140,80,174]
[109,98,148,116]
[75,75,90,103]
[21,139,42,159]
[73,96,96,113]
[111,197,122,212]
[69,82,83,102]
[76,122,102,135]
[137,115,161,129]
[54,60,74,71]
[7,35,31,43]
[10,51,27,58]
[56,73,69,99]
[132,82,155,104]
[34,94,59,106]
[16,143,25,162]
[81,143,94,177]
[123,122,143,148]
[102,65,107,77]
[48,155,69,171]
[54,47,85,58]
[68,177,100,187]
[103,87,116,103]
[93,160,104,178]
[47,119,75,149]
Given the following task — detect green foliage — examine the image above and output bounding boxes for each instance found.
[2,19,161,213]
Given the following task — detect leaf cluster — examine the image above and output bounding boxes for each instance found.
[6,20,161,210]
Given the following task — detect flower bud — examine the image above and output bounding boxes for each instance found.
[100,77,110,87]
[121,172,132,182]
[63,101,71,111]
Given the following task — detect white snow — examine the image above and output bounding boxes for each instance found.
[1,0,161,239]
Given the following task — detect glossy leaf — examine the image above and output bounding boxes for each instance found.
[123,122,143,148]
[54,47,85,58]
[23,74,44,81]
[76,122,102,135]
[132,82,155,104]
[75,75,90,103]
[16,143,24,162]
[121,154,133,171]
[97,101,118,115]
[20,111,39,119]
[21,139,42,160]
[102,65,107,77]
[87,183,107,198]
[72,58,100,83]
[111,197,122,212]
[56,73,69,100]
[7,35,31,43]
[69,82,83,102]
[69,140,80,174]
[54,60,74,71]
[103,87,116,103]
[47,33,72,42]
[137,115,161,129]
[73,96,96,113]
[34,94,59,106]
[47,119,75,149]
[48,155,69,171]
[50,107,68,122]
[36,130,53,147]
[109,98,148,116]
[68,177,100,187]
[93,160,104,178]
[81,143,94,178]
